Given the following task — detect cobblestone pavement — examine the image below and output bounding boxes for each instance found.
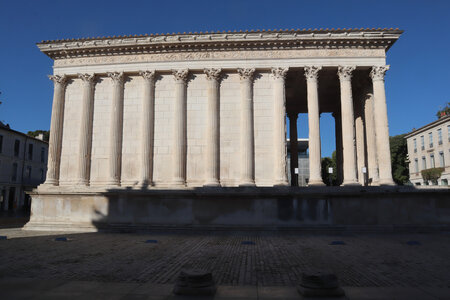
[0,229,450,289]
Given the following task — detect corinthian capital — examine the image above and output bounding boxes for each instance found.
[271,67,289,80]
[139,70,156,82]
[204,68,222,81]
[337,66,356,81]
[237,68,255,81]
[304,66,322,80]
[48,74,68,87]
[107,71,124,85]
[78,73,95,85]
[172,69,189,83]
[370,65,390,81]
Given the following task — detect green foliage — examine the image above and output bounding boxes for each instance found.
[390,134,409,185]
[321,151,337,186]
[436,102,450,119]
[421,167,445,185]
[27,130,50,142]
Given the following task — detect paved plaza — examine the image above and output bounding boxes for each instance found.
[0,228,449,299]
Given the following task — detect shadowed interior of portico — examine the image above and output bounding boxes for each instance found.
[286,67,374,186]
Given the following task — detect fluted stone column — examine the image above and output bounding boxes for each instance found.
[204,68,222,186]
[237,68,256,186]
[364,93,379,185]
[338,66,359,185]
[106,72,124,186]
[271,67,289,186]
[370,66,395,185]
[289,113,299,186]
[139,70,156,187]
[354,97,366,185]
[171,69,189,186]
[305,66,325,186]
[76,73,95,185]
[45,75,67,186]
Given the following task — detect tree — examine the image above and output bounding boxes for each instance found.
[421,167,444,185]
[436,102,450,119]
[27,130,50,142]
[321,151,337,186]
[390,134,409,185]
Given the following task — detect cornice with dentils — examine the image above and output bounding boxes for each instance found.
[37,28,403,60]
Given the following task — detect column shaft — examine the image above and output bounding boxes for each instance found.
[305,66,324,186]
[364,93,380,185]
[338,66,359,185]
[272,67,289,186]
[238,68,256,186]
[76,74,95,185]
[371,66,395,185]
[45,75,67,186]
[289,114,299,186]
[107,72,124,186]
[354,97,366,185]
[172,69,188,185]
[204,68,221,186]
[334,113,343,185]
[139,71,156,187]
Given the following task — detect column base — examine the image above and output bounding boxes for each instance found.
[273,180,289,187]
[168,178,186,187]
[239,181,256,187]
[378,178,396,186]
[341,180,361,186]
[203,180,221,187]
[308,180,326,187]
[43,180,59,186]
[104,180,120,187]
[137,181,153,189]
[74,179,89,186]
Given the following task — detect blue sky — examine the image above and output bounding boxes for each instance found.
[0,0,449,157]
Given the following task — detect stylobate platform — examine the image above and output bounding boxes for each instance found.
[24,186,450,232]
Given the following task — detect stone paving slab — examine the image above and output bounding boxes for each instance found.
[0,279,449,299]
[0,228,450,299]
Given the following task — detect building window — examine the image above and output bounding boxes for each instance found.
[14,140,20,157]
[422,156,427,170]
[28,144,33,160]
[429,132,433,148]
[26,166,32,179]
[439,151,445,167]
[41,147,45,163]
[413,138,417,153]
[0,135,3,153]
[12,162,18,182]
[420,135,425,150]
[40,168,45,181]
[414,158,419,173]
[430,154,435,168]
[438,128,443,145]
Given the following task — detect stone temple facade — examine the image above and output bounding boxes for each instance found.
[26,28,407,231]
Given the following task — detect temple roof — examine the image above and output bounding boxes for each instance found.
[37,28,403,60]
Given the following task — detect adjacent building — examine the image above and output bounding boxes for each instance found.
[405,115,450,185]
[0,122,48,211]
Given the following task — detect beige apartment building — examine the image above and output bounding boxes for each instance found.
[0,122,48,211]
[405,115,450,186]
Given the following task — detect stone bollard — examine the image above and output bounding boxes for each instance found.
[173,268,216,295]
[297,271,345,297]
